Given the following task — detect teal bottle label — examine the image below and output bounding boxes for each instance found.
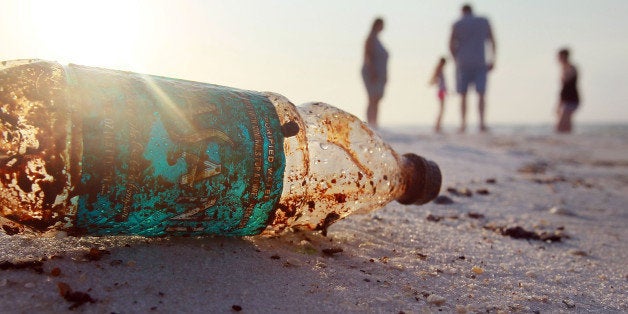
[68,65,285,236]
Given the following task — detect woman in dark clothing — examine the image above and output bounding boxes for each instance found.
[556,48,580,133]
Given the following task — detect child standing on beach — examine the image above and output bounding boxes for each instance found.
[430,57,447,133]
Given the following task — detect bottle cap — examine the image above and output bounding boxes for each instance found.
[397,153,442,205]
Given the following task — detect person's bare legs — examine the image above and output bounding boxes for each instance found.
[434,98,444,133]
[478,93,487,132]
[556,105,575,133]
[459,93,467,133]
[366,96,379,128]
[565,109,573,132]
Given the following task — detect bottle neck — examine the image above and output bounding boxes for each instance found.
[397,153,442,205]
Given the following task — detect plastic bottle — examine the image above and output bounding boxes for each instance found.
[0,60,441,237]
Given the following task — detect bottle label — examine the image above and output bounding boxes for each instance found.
[69,65,285,236]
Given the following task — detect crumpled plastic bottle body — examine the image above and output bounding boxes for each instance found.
[265,94,405,234]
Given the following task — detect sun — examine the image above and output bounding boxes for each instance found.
[28,1,143,69]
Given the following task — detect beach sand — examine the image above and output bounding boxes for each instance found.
[1,127,627,313]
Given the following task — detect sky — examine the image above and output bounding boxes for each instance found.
[1,0,627,127]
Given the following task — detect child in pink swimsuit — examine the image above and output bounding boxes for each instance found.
[430,57,447,133]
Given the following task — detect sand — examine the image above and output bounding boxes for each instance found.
[1,127,627,313]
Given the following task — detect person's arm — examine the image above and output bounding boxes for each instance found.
[557,65,574,114]
[449,26,457,61]
[363,35,377,81]
[487,22,496,71]
[429,64,441,85]
[429,70,437,86]
[363,37,372,66]
[562,64,576,82]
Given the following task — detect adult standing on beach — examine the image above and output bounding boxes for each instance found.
[556,48,580,133]
[362,17,388,128]
[449,4,496,133]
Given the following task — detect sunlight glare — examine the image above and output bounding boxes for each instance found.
[29,1,143,69]
[142,75,194,133]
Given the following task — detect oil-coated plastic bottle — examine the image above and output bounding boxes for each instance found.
[0,60,440,236]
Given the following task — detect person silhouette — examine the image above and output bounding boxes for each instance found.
[362,18,388,128]
[449,4,496,133]
[430,57,448,133]
[556,48,580,133]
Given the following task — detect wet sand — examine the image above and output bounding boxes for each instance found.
[1,129,627,313]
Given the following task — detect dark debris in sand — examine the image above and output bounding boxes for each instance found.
[484,225,567,242]
[57,282,96,310]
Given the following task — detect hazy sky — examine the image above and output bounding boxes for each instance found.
[2,0,627,127]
